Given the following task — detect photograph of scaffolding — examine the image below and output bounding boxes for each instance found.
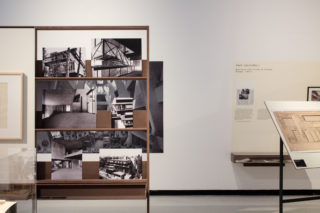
[51,132,82,180]
[99,149,142,180]
[36,131,147,154]
[91,39,142,77]
[42,47,86,77]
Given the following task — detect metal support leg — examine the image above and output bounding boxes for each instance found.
[280,138,283,213]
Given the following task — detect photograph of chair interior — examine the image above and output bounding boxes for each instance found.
[36,80,146,128]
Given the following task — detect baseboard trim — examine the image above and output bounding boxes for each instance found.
[150,190,320,196]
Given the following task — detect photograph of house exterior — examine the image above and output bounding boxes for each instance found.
[99,149,142,180]
[51,134,82,180]
[91,39,142,77]
[36,80,97,128]
[42,48,86,77]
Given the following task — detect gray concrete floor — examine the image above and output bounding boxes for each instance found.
[26,196,320,213]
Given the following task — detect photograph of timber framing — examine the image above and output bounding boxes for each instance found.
[41,47,86,77]
[91,39,142,77]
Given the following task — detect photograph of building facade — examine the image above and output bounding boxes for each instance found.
[36,80,97,128]
[42,48,86,77]
[99,149,142,180]
[91,39,142,77]
[51,137,82,180]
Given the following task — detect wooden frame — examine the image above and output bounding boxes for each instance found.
[307,86,320,101]
[34,26,150,210]
[0,72,23,140]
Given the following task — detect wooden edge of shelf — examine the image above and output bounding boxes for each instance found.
[35,26,149,31]
[231,152,291,166]
[35,77,147,80]
[35,128,147,132]
[37,196,147,200]
[37,179,148,185]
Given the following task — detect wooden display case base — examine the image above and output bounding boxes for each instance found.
[37,179,148,200]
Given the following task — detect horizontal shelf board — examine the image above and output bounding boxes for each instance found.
[36,77,147,81]
[35,26,149,31]
[37,195,147,200]
[231,152,291,165]
[35,128,147,132]
[37,179,148,185]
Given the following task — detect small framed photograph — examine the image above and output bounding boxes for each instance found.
[0,73,23,140]
[307,87,320,101]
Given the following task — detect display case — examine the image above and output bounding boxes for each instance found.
[0,148,36,213]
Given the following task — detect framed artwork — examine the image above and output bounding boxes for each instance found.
[0,73,23,140]
[307,87,320,101]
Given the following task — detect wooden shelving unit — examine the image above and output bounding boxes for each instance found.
[34,26,150,211]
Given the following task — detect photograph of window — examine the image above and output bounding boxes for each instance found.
[42,48,86,77]
[91,39,142,77]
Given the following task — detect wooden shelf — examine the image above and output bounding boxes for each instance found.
[35,77,147,80]
[37,179,147,200]
[35,128,147,132]
[34,26,150,206]
[37,179,147,185]
[231,152,291,167]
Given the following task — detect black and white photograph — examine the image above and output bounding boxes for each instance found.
[149,62,164,153]
[99,149,142,180]
[51,135,82,180]
[36,80,97,128]
[36,131,147,154]
[42,47,86,77]
[307,87,320,101]
[95,80,146,128]
[83,131,147,153]
[91,38,142,77]
[236,88,254,105]
[111,97,134,128]
[36,131,52,153]
[36,80,146,129]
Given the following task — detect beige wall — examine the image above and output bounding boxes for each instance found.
[0,28,35,158]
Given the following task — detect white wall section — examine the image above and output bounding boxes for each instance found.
[1,0,320,190]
